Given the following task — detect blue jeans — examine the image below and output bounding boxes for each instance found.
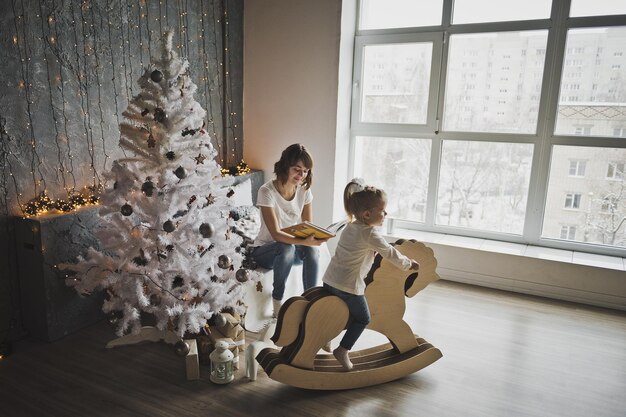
[250,242,320,300]
[323,283,371,350]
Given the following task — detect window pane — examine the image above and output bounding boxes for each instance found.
[353,136,431,222]
[360,0,443,30]
[361,43,433,124]
[452,0,551,24]
[570,0,626,17]
[442,31,548,134]
[554,27,626,137]
[543,146,626,248]
[436,140,533,234]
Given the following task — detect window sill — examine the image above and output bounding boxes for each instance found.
[383,228,626,311]
[386,228,626,271]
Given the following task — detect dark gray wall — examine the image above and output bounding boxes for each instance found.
[0,0,243,343]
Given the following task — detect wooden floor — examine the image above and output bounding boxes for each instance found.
[1,280,625,417]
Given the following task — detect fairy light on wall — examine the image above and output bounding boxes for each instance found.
[105,0,127,160]
[211,0,226,166]
[135,0,145,69]
[0,116,25,214]
[220,0,240,168]
[38,0,65,193]
[199,0,220,156]
[142,0,153,59]
[87,0,110,178]
[2,0,245,217]
[72,0,100,190]
[14,0,47,198]
[158,0,164,35]
[48,2,78,193]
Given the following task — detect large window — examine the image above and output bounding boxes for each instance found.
[351,0,626,255]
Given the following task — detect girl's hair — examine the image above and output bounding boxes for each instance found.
[273,143,314,189]
[343,179,386,222]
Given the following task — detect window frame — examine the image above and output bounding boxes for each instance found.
[349,0,626,257]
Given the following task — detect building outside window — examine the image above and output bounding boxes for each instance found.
[569,160,587,177]
[560,225,577,240]
[350,0,626,255]
[565,193,582,209]
[606,161,625,180]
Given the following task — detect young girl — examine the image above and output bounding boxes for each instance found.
[250,144,328,318]
[322,178,419,370]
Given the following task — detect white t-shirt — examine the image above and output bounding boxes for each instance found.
[253,180,313,246]
[322,221,412,295]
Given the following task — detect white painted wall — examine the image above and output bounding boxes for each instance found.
[243,0,345,226]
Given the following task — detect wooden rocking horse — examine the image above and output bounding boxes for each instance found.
[256,239,442,390]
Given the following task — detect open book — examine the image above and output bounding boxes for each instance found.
[281,220,348,239]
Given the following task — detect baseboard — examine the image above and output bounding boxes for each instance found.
[438,267,626,311]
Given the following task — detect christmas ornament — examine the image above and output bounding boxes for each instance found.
[141,180,155,196]
[172,275,184,288]
[205,194,216,206]
[149,293,160,306]
[163,220,176,233]
[174,166,186,179]
[165,150,176,160]
[120,203,133,216]
[199,222,215,238]
[218,255,232,269]
[141,108,149,116]
[154,108,166,123]
[226,189,235,198]
[182,127,196,136]
[214,313,227,327]
[132,255,148,266]
[150,69,163,82]
[235,268,250,283]
[174,339,190,356]
[194,153,206,164]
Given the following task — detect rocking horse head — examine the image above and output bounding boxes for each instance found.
[362,239,440,351]
[365,238,440,299]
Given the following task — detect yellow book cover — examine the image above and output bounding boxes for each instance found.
[281,220,347,239]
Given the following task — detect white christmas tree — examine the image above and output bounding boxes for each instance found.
[61,31,249,338]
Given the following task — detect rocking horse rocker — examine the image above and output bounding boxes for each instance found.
[256,239,442,390]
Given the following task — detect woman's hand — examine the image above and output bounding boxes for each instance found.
[302,234,329,246]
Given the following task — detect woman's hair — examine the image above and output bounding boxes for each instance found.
[343,179,386,222]
[273,143,314,189]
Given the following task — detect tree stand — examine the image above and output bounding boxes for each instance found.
[257,239,443,390]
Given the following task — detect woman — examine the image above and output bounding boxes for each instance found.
[250,144,328,317]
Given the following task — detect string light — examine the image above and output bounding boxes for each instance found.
[23,187,100,218]
[221,160,251,177]
[38,0,67,193]
[4,0,243,219]
[87,0,110,177]
[200,0,219,156]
